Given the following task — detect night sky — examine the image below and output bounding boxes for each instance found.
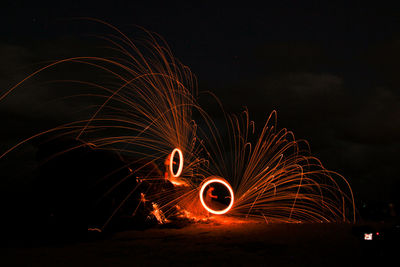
[1,1,400,205]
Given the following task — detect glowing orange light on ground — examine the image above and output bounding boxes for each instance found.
[170,148,183,177]
[0,20,356,226]
[199,177,234,215]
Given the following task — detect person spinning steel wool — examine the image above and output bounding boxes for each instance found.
[164,152,188,187]
[204,186,221,212]
[164,153,175,181]
[205,187,218,203]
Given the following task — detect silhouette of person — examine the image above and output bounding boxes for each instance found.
[163,151,188,186]
[164,153,176,180]
[205,186,218,204]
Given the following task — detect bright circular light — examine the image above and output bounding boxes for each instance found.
[170,148,183,177]
[199,177,234,215]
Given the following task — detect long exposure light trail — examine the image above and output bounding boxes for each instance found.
[199,177,234,215]
[0,19,356,228]
[170,148,184,177]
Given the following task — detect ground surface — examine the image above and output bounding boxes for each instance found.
[2,221,397,266]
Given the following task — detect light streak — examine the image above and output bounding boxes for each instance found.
[0,19,356,227]
[170,148,183,177]
[199,177,234,215]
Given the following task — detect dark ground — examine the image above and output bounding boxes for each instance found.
[2,220,399,266]
[1,139,398,266]
[1,3,400,266]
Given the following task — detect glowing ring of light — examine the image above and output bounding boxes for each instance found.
[199,177,234,215]
[170,148,183,177]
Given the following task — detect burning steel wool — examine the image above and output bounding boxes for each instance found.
[0,19,355,231]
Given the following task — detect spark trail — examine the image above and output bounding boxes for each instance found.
[0,19,356,229]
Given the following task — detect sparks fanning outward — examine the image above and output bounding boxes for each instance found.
[195,110,355,222]
[0,19,355,228]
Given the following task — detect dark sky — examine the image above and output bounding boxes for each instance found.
[1,1,400,203]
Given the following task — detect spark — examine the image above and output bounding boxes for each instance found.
[0,19,356,229]
[150,202,169,224]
